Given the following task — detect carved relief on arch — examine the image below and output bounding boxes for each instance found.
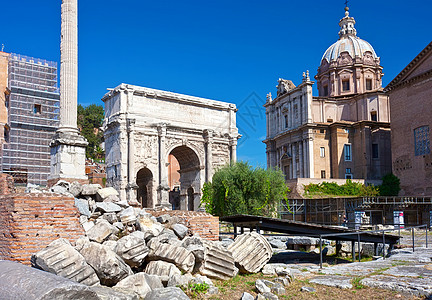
[363,51,375,65]
[337,51,353,66]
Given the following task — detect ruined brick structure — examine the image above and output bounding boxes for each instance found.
[0,193,84,265]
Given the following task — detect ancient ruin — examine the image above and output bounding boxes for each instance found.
[102,84,239,209]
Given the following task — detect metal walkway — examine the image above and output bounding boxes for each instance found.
[220,215,399,245]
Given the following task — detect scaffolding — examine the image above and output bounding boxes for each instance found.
[1,53,59,186]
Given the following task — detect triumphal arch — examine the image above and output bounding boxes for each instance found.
[102,84,239,210]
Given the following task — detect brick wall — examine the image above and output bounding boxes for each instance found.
[0,173,15,194]
[151,210,219,241]
[0,193,84,265]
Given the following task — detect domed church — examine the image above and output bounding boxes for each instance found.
[264,6,391,181]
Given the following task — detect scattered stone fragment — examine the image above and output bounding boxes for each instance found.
[192,274,214,286]
[275,266,291,277]
[90,285,139,300]
[102,212,119,224]
[268,239,287,249]
[167,273,194,288]
[360,275,432,297]
[116,200,130,208]
[257,292,279,300]
[81,183,102,196]
[0,260,99,300]
[256,279,272,293]
[113,221,124,231]
[148,240,195,273]
[145,261,182,284]
[156,214,171,224]
[274,277,290,287]
[82,220,95,232]
[301,286,316,293]
[86,219,114,243]
[143,286,190,300]
[220,238,234,248]
[75,198,91,217]
[69,181,83,197]
[31,238,100,286]
[79,242,133,286]
[271,282,286,295]
[172,223,189,239]
[262,264,290,275]
[96,202,122,213]
[115,235,149,267]
[206,286,219,295]
[97,187,120,202]
[310,275,353,289]
[228,232,272,273]
[241,291,254,300]
[137,215,164,240]
[104,194,121,203]
[114,273,163,299]
[103,240,118,251]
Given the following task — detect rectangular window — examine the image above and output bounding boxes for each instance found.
[284,115,288,128]
[366,79,372,90]
[33,104,41,114]
[414,126,431,156]
[345,168,352,179]
[344,144,352,161]
[320,147,325,157]
[321,170,326,179]
[371,111,377,121]
[323,85,328,96]
[372,143,379,159]
[342,80,350,91]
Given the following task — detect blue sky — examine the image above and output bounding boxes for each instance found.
[2,0,431,167]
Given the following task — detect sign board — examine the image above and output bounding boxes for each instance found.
[354,211,363,230]
[393,211,404,229]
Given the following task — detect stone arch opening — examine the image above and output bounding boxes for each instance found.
[136,167,153,208]
[168,145,201,211]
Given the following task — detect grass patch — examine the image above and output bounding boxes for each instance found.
[352,277,366,289]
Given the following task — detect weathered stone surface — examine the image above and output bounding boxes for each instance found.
[115,235,149,267]
[271,283,286,295]
[257,292,279,300]
[137,215,164,240]
[103,240,118,251]
[82,220,95,232]
[75,198,91,217]
[31,238,99,286]
[87,219,114,243]
[96,202,122,213]
[197,241,236,280]
[301,286,316,293]
[220,238,234,248]
[192,274,214,286]
[145,261,182,284]
[144,286,190,300]
[148,240,195,273]
[69,181,83,197]
[156,214,171,224]
[119,207,137,224]
[82,183,102,196]
[79,242,133,286]
[172,223,188,239]
[90,285,139,300]
[105,194,121,203]
[268,239,287,249]
[167,273,194,288]
[287,236,319,246]
[101,212,119,224]
[0,260,99,300]
[360,275,432,297]
[228,232,272,273]
[256,279,271,293]
[97,187,120,202]
[262,264,291,276]
[181,236,205,271]
[114,273,163,299]
[274,277,290,287]
[241,291,254,300]
[310,275,352,289]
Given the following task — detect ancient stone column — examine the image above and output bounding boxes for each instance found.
[157,124,171,208]
[126,118,139,206]
[48,0,88,186]
[204,129,213,181]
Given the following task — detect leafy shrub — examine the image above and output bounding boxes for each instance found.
[379,173,400,196]
[304,179,379,197]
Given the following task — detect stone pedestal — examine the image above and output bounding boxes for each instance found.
[48,130,88,186]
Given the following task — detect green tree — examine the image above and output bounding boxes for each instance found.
[77,104,105,161]
[200,161,289,217]
[379,173,400,196]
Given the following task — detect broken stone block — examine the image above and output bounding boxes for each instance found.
[137,215,164,240]
[148,240,195,273]
[87,219,114,243]
[119,207,137,224]
[69,181,83,197]
[241,292,254,300]
[167,273,194,288]
[82,220,95,232]
[103,240,118,251]
[90,285,139,300]
[81,183,102,196]
[31,238,100,286]
[172,223,188,239]
[274,277,290,287]
[79,242,133,286]
[257,292,279,300]
[115,235,149,267]
[114,273,163,299]
[228,232,272,273]
[97,187,120,202]
[256,279,271,293]
[96,202,122,213]
[220,238,234,248]
[156,214,171,224]
[101,212,119,224]
[0,260,99,300]
[271,283,286,295]
[145,261,182,284]
[192,274,214,286]
[105,194,121,203]
[75,198,91,217]
[143,286,190,300]
[198,241,237,280]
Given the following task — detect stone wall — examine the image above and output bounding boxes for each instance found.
[150,210,219,241]
[0,173,15,194]
[0,193,84,265]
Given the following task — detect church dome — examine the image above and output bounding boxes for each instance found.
[321,7,378,63]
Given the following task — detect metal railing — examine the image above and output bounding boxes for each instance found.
[318,224,429,269]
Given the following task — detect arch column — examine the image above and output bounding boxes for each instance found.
[126,118,139,206]
[157,124,171,208]
[204,129,213,181]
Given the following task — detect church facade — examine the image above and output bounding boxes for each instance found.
[264,7,392,180]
